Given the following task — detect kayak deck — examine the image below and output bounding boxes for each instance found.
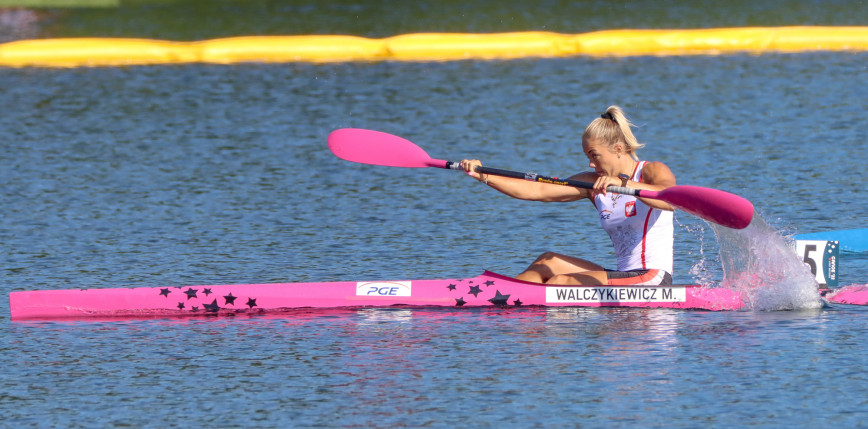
[9,271,745,320]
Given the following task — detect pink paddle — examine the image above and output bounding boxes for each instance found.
[328,128,450,169]
[328,128,754,229]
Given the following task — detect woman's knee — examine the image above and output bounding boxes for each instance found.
[531,251,561,265]
[547,272,606,285]
[547,274,573,285]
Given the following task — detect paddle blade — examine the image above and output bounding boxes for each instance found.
[653,186,754,229]
[327,128,447,168]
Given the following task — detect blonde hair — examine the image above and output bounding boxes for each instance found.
[582,105,644,160]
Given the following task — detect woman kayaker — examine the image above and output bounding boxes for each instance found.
[461,106,676,286]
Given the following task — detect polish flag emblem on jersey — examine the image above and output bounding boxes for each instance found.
[625,201,637,217]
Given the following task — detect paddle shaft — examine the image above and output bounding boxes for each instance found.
[444,162,638,196]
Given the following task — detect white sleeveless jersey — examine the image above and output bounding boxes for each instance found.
[593,161,674,273]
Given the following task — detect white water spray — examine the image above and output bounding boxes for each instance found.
[711,214,823,311]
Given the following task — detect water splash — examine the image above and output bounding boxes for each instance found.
[711,214,822,311]
[675,217,715,287]
[683,221,715,287]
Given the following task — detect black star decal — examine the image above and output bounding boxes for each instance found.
[224,293,237,305]
[484,280,495,287]
[183,288,198,300]
[203,299,220,313]
[488,290,510,306]
[447,284,457,291]
[203,288,212,296]
[468,285,482,297]
[513,299,523,306]
[177,302,185,310]
[455,297,466,307]
[246,298,257,308]
[191,306,199,312]
[160,288,171,297]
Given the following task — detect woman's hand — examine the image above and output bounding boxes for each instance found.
[593,175,623,195]
[460,159,486,183]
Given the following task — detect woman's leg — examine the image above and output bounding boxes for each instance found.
[547,271,609,285]
[515,251,607,284]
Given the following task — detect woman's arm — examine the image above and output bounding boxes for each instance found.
[625,161,677,211]
[589,162,676,211]
[460,159,593,202]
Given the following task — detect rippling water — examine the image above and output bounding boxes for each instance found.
[6,307,868,427]
[3,6,868,426]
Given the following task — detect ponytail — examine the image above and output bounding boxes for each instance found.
[583,105,644,160]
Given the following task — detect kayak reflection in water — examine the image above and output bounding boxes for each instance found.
[461,106,677,286]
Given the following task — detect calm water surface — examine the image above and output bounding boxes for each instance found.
[3,5,868,426]
[2,0,868,41]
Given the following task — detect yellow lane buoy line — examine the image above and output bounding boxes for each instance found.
[2,27,868,67]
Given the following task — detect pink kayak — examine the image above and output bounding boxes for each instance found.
[823,284,868,305]
[9,271,745,320]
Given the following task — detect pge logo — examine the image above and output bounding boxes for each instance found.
[356,281,412,297]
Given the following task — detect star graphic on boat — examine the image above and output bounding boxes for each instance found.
[513,299,523,306]
[224,293,237,305]
[484,280,495,287]
[191,306,199,312]
[177,302,185,310]
[468,285,482,297]
[159,288,171,297]
[488,290,510,306]
[447,284,456,291]
[455,297,466,307]
[246,298,258,308]
[184,288,198,300]
[203,299,220,313]
[203,288,212,296]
